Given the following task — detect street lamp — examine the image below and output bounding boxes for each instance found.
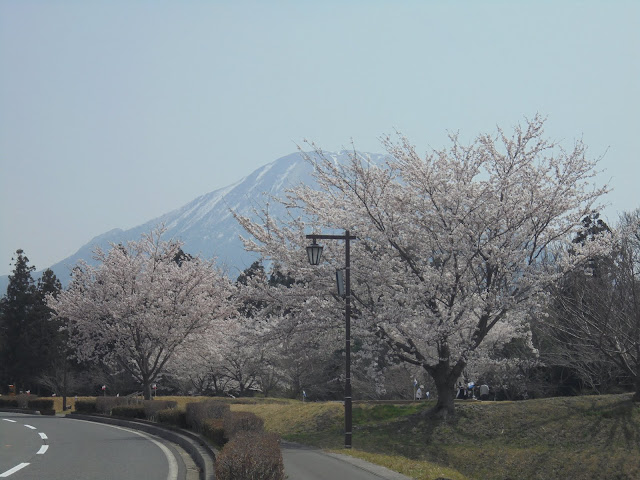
[306,238,324,266]
[306,230,356,449]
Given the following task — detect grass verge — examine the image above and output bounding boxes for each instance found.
[234,394,640,480]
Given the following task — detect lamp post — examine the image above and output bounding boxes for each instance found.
[306,230,356,449]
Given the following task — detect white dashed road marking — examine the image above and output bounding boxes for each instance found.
[1,418,49,477]
[0,463,30,477]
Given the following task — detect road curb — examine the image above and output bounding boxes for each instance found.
[67,413,216,480]
[0,407,45,415]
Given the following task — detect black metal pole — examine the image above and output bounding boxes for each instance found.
[306,231,356,449]
[62,358,67,411]
[344,230,352,449]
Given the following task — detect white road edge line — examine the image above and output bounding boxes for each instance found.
[24,424,37,430]
[37,445,49,455]
[38,432,47,440]
[67,419,178,480]
[2,419,16,423]
[0,463,30,477]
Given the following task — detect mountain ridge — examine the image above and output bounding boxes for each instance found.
[0,150,387,291]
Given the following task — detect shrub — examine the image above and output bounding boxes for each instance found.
[143,400,177,421]
[95,396,142,414]
[15,394,31,409]
[157,408,187,428]
[96,396,124,414]
[215,431,284,480]
[0,398,19,408]
[223,411,264,439]
[202,418,226,446]
[27,398,54,411]
[112,404,146,419]
[74,399,98,413]
[186,400,230,432]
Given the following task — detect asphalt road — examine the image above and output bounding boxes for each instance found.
[0,412,186,480]
[2,411,411,480]
[282,442,413,480]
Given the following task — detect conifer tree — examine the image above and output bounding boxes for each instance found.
[34,269,64,385]
[0,250,37,393]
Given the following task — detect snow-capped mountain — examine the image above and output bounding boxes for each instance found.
[0,151,387,290]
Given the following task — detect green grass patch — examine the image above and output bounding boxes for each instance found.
[235,394,640,480]
[352,402,433,425]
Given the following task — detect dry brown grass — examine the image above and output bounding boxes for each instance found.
[334,450,470,480]
[230,400,343,436]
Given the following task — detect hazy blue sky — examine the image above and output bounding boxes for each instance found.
[1,1,638,277]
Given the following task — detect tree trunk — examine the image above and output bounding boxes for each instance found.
[431,368,457,418]
[426,358,466,419]
[143,381,152,400]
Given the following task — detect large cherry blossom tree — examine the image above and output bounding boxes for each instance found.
[48,228,233,399]
[236,116,608,415]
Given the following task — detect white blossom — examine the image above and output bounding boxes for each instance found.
[236,117,608,414]
[48,227,234,399]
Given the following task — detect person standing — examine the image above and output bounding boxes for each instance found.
[480,383,490,400]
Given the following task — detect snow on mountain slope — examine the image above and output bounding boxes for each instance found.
[0,150,387,290]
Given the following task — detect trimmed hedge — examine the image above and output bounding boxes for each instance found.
[202,418,226,446]
[112,404,146,419]
[74,399,98,413]
[215,431,284,480]
[143,400,177,421]
[96,396,136,414]
[186,400,230,432]
[0,398,19,408]
[15,394,31,409]
[157,408,187,428]
[27,398,54,410]
[223,411,264,440]
[0,396,55,414]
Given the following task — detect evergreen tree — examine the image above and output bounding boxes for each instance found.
[0,250,37,393]
[33,269,64,387]
[0,254,64,395]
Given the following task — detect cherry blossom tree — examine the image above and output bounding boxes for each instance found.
[48,228,233,400]
[236,116,608,416]
[168,324,237,395]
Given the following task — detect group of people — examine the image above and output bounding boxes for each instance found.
[413,381,491,401]
[456,381,490,400]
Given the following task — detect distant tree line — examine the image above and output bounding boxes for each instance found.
[1,212,638,406]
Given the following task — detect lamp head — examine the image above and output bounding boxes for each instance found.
[306,240,324,265]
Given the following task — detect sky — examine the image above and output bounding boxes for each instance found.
[1,1,638,277]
